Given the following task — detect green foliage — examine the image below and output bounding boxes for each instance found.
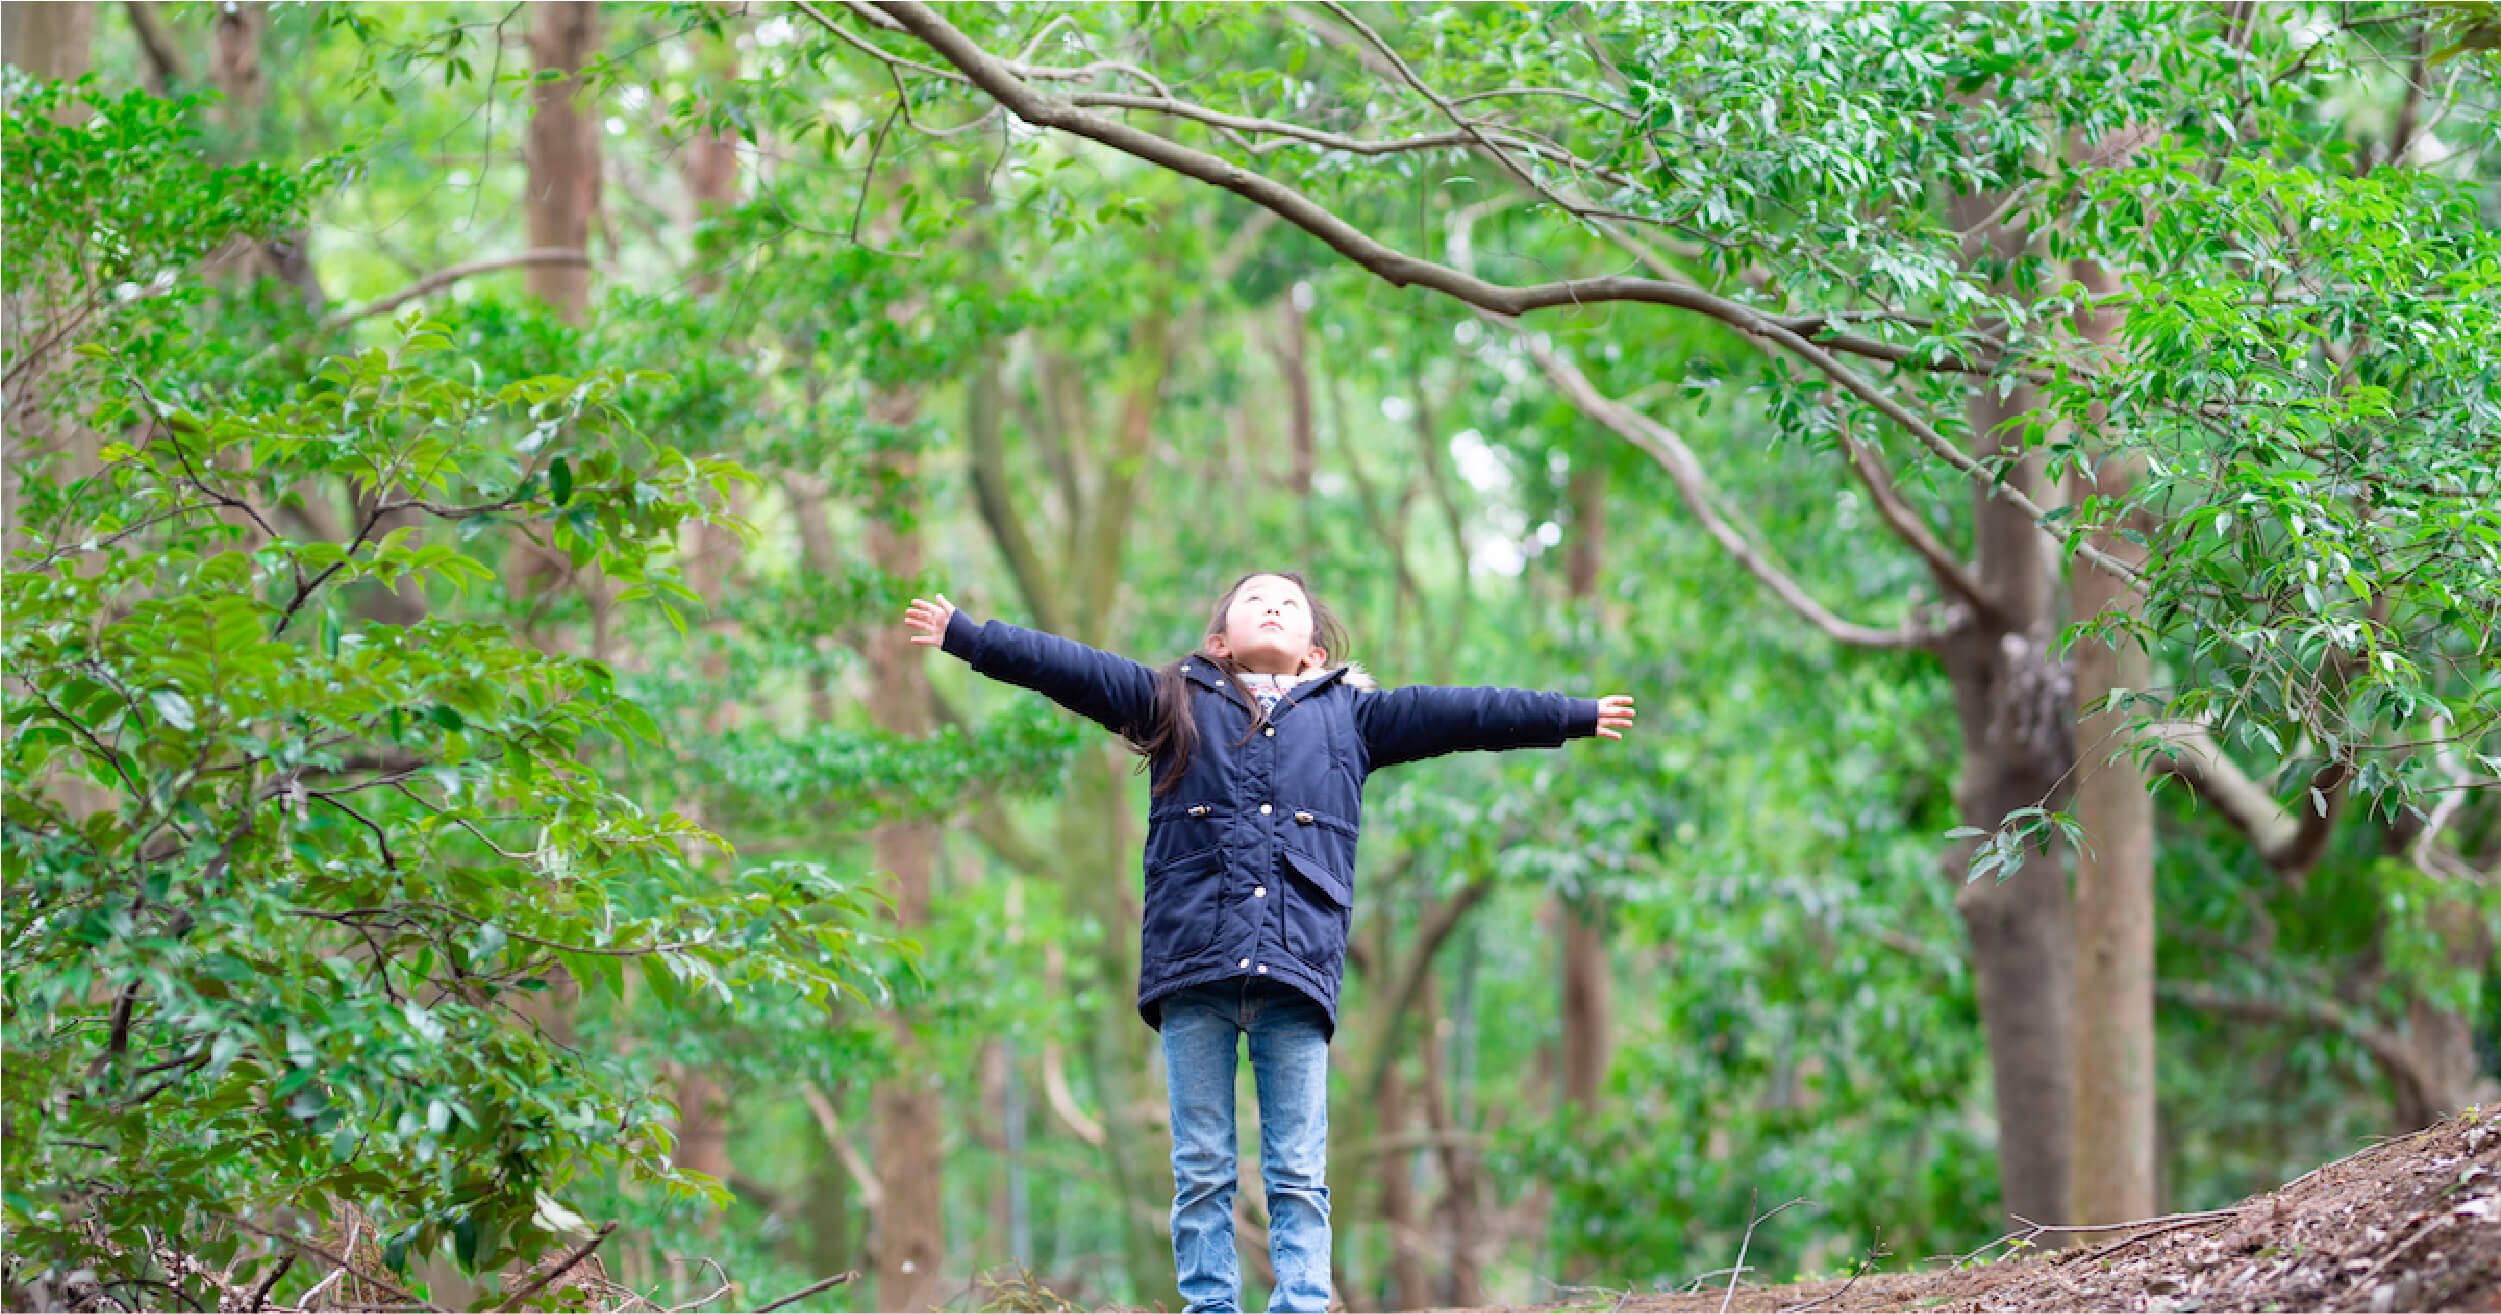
[1,77,887,1304]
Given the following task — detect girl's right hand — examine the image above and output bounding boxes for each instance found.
[904,593,957,647]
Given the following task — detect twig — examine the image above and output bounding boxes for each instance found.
[1777,1230,1888,1314]
[662,1256,733,1312]
[494,1222,617,1311]
[2012,1207,2241,1239]
[754,1270,860,1313]
[244,1253,294,1312]
[225,1218,448,1314]
[1725,1195,1816,1314]
[2274,1123,2445,1196]
[2050,1209,2243,1268]
[799,1082,886,1209]
[319,250,590,330]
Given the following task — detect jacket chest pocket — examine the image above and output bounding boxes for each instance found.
[1278,849,1352,974]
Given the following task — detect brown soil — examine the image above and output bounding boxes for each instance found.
[1501,1107,2500,1314]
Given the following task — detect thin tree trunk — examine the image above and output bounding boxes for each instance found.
[1942,193,2079,1232]
[2392,901,2498,1129]
[864,386,945,1311]
[1273,295,1315,497]
[1561,453,1612,1113]
[672,1068,734,1233]
[525,1,599,322]
[1,3,93,80]
[1376,1061,1429,1309]
[684,3,742,295]
[2,0,96,559]
[1415,973,1483,1307]
[806,1111,855,1278]
[2067,258,2157,1231]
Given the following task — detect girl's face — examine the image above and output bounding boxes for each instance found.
[1205,574,1327,675]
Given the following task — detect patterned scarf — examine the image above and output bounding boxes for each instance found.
[1235,670,1308,715]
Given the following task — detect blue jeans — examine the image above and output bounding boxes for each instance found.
[1159,978,1333,1313]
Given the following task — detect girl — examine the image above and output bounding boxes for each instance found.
[904,572,1634,1313]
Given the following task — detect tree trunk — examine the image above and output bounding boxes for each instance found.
[525,1,599,322]
[1273,295,1315,497]
[1941,194,2079,1232]
[657,56,746,1217]
[1416,973,1483,1307]
[805,1111,856,1279]
[672,1067,734,1234]
[1,0,95,558]
[1375,1061,1429,1309]
[684,3,742,295]
[2392,903,2499,1129]
[865,386,945,1311]
[1,2,93,80]
[1551,452,1612,1285]
[2066,260,2157,1230]
[1560,452,1612,1116]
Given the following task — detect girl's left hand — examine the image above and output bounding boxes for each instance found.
[1593,694,1636,740]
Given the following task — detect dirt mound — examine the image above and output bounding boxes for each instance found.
[1548,1107,2500,1314]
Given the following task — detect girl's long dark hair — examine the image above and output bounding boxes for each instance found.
[1128,571,1350,795]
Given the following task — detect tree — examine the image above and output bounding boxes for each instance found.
[821,0,2500,1225]
[0,79,886,1308]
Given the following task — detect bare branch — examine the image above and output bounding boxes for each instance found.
[1833,411,1995,619]
[2144,719,2346,876]
[319,249,591,331]
[799,1082,886,1209]
[1515,324,1939,651]
[224,1218,448,1314]
[2158,979,2436,1102]
[791,0,965,83]
[755,1272,861,1314]
[861,2,1994,377]
[125,1,187,93]
[1317,0,1592,220]
[1448,84,1639,118]
[492,1223,618,1313]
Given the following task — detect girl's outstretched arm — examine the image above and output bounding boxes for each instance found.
[1353,684,1636,770]
[905,593,1159,738]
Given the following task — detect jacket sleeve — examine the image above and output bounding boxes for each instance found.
[1352,684,1602,770]
[938,609,1159,739]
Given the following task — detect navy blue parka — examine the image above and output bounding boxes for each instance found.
[941,609,1600,1040]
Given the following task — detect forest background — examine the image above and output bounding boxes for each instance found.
[4,2,2498,1311]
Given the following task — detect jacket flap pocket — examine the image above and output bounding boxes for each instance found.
[1280,848,1352,908]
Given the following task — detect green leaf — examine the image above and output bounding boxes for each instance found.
[551,455,574,507]
[149,690,195,731]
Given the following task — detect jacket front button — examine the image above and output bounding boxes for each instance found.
[1259,803,1272,815]
[1253,886,1266,898]
[1263,726,1275,737]
[1238,958,1250,969]
[1256,964,1269,974]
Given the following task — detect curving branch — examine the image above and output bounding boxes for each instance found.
[1517,326,1939,651]
[799,1082,886,1210]
[861,1,1992,378]
[319,249,591,331]
[1833,411,1997,620]
[2144,719,2348,876]
[2158,979,2434,1105]
[859,0,2147,595]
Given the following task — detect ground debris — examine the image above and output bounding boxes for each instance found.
[1507,1107,2499,1314]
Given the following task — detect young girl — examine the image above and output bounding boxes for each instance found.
[904,572,1635,1313]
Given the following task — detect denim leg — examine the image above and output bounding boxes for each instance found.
[1245,984,1333,1313]
[1161,985,1245,1314]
